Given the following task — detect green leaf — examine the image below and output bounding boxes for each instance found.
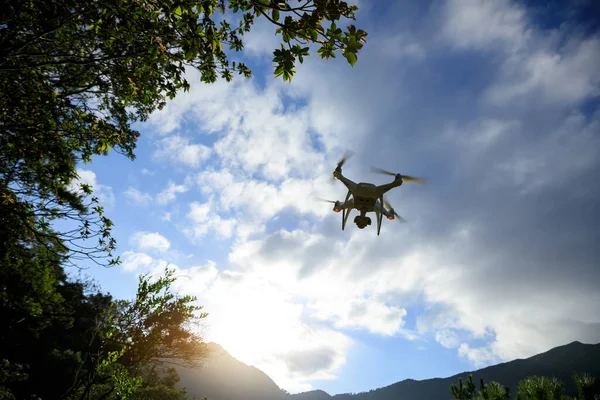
[0,0,368,277]
[310,29,318,42]
[343,50,358,66]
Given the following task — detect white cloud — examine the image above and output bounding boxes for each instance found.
[487,35,600,105]
[130,231,171,253]
[310,297,408,336]
[146,62,381,184]
[240,17,282,58]
[183,200,237,240]
[161,212,172,222]
[200,273,351,392]
[123,180,190,208]
[119,250,352,393]
[435,329,460,349]
[123,187,153,206]
[156,181,189,205]
[441,0,528,51]
[114,1,600,392]
[225,229,416,338]
[69,169,116,209]
[441,0,600,107]
[153,135,212,169]
[377,33,427,61]
[495,111,599,194]
[458,343,502,367]
[172,261,220,294]
[191,168,345,239]
[120,250,173,273]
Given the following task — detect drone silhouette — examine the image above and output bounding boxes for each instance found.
[317,151,426,235]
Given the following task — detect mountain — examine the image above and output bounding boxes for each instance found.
[174,343,287,400]
[292,390,332,400]
[175,341,600,400]
[329,341,600,400]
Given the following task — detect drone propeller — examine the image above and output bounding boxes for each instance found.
[371,166,427,184]
[315,197,342,213]
[330,150,355,183]
[315,197,337,204]
[336,150,355,170]
[383,195,406,222]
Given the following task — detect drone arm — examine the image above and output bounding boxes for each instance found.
[339,198,354,210]
[374,179,402,197]
[334,169,358,192]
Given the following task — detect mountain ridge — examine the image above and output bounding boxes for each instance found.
[175,341,600,400]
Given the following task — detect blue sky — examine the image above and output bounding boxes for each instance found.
[69,0,600,394]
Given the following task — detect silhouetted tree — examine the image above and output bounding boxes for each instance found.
[451,375,477,400]
[0,1,370,398]
[573,373,600,400]
[0,0,367,268]
[451,373,600,400]
[477,378,510,400]
[0,258,207,399]
[516,376,565,400]
[63,267,208,399]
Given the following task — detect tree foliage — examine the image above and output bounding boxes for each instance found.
[0,0,367,267]
[108,268,209,371]
[0,254,208,399]
[1,1,367,398]
[64,268,208,400]
[451,373,600,400]
[574,373,600,400]
[451,375,477,400]
[0,230,114,399]
[449,375,510,400]
[516,376,566,400]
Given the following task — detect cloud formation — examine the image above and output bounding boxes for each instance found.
[114,0,600,394]
[123,187,153,207]
[70,169,116,209]
[130,231,171,253]
[153,135,212,169]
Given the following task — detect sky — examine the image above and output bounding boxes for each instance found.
[69,0,600,395]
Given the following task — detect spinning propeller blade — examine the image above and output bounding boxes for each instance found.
[336,150,355,170]
[383,195,406,222]
[371,166,427,184]
[315,197,337,204]
[371,166,396,176]
[401,175,427,184]
[330,150,355,183]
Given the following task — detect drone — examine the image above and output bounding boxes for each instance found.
[317,151,426,235]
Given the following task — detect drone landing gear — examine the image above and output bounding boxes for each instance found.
[376,195,384,236]
[341,189,352,231]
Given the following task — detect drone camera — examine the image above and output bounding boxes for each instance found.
[354,216,371,229]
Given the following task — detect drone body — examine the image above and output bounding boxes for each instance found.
[320,151,426,235]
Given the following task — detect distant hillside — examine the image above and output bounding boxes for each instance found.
[175,341,600,400]
[174,342,287,400]
[292,390,332,400]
